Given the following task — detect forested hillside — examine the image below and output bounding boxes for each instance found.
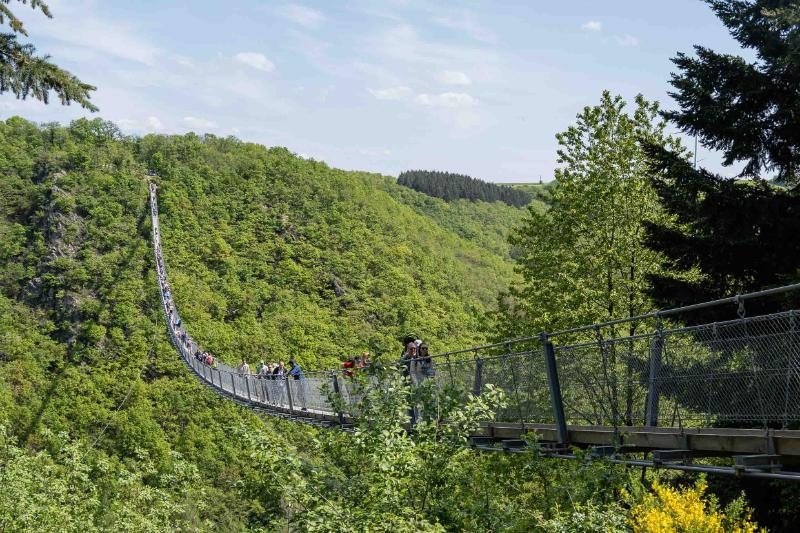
[0,116,530,529]
[0,115,773,531]
[398,170,533,207]
[383,181,538,259]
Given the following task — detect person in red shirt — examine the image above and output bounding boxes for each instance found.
[342,357,356,378]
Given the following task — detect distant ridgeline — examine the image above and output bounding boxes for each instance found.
[398,170,532,207]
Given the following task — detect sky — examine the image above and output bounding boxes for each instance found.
[3,0,754,182]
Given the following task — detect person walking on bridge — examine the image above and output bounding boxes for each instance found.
[272,361,287,406]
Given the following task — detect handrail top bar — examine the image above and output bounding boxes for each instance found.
[548,281,800,338]
[428,281,800,360]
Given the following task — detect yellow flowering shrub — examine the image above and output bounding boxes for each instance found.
[628,479,762,533]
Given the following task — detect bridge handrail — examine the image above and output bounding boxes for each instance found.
[149,180,800,443]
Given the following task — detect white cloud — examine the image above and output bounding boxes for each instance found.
[117,116,165,133]
[415,92,478,108]
[581,20,602,32]
[366,25,500,83]
[614,34,640,47]
[438,70,472,86]
[368,86,413,101]
[144,116,164,131]
[234,52,276,72]
[279,4,325,29]
[183,116,218,130]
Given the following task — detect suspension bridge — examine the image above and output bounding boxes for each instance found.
[150,182,800,481]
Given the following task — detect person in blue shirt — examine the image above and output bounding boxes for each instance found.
[288,359,307,411]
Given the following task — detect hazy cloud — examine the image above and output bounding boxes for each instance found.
[438,70,472,85]
[118,115,164,133]
[183,116,218,130]
[28,12,159,65]
[433,12,496,43]
[279,4,325,29]
[234,52,276,72]
[581,20,602,32]
[614,34,640,47]
[368,86,413,100]
[415,92,477,108]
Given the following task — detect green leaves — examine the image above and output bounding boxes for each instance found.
[493,92,679,339]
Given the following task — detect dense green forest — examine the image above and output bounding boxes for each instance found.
[3,0,800,530]
[398,170,533,207]
[0,114,771,532]
[0,117,539,530]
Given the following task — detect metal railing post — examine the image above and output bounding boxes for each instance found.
[331,372,345,427]
[245,375,252,402]
[261,375,272,404]
[542,333,568,444]
[286,377,295,414]
[473,357,483,397]
[646,324,663,427]
[231,373,237,397]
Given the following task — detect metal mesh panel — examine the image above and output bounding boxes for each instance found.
[555,334,652,426]
[654,311,800,427]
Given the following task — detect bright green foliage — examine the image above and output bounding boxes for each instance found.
[492,92,680,339]
[384,181,538,260]
[0,1,97,110]
[136,133,516,366]
[0,115,523,530]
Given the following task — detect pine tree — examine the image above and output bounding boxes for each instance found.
[665,0,800,182]
[0,1,97,110]
[645,0,800,315]
[643,144,800,319]
[397,169,532,207]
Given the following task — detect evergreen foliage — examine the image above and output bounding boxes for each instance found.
[645,0,800,317]
[0,1,96,110]
[664,0,800,181]
[643,143,800,319]
[398,169,533,207]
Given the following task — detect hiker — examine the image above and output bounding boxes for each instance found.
[238,359,250,375]
[343,357,356,378]
[272,361,287,405]
[288,359,307,411]
[418,342,435,379]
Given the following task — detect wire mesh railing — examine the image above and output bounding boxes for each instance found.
[150,181,800,438]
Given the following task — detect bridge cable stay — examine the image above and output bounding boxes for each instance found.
[148,182,800,480]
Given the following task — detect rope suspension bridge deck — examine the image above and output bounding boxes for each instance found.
[150,182,800,480]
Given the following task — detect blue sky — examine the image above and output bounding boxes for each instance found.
[5,0,750,182]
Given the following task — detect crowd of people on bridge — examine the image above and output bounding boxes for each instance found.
[342,352,370,377]
[151,183,310,409]
[151,183,441,419]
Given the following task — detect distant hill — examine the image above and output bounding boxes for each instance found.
[398,170,532,207]
[508,181,557,205]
